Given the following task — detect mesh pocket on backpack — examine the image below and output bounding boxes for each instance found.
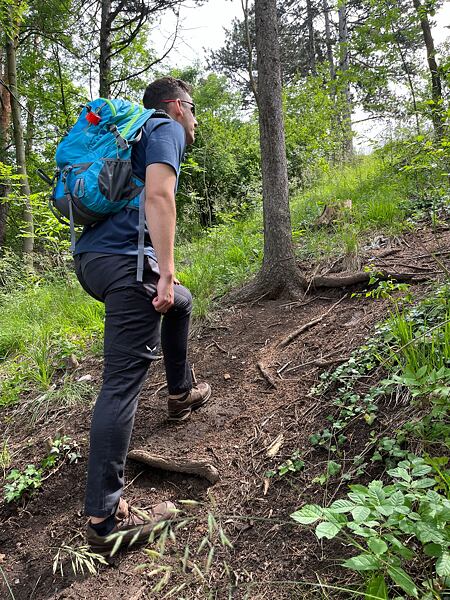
[98,159,140,202]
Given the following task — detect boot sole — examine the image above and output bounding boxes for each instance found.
[167,388,212,422]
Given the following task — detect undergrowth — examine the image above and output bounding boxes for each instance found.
[290,155,411,261]
[286,281,450,599]
[0,273,103,409]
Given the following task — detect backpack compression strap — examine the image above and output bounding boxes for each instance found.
[137,188,146,282]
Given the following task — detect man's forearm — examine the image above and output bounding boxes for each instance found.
[145,192,176,278]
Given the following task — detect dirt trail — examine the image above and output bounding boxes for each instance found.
[0,227,448,600]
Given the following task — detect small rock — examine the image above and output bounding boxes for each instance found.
[224,373,231,380]
[77,374,93,382]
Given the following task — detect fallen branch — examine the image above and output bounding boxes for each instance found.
[128,449,220,484]
[257,361,277,388]
[278,295,347,348]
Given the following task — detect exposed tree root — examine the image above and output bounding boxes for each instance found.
[128,449,220,484]
[308,270,432,289]
[224,267,431,306]
[257,361,277,388]
[224,269,305,304]
[278,295,347,348]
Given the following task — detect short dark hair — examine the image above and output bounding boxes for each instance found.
[143,77,192,110]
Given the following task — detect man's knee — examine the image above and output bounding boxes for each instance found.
[173,285,192,314]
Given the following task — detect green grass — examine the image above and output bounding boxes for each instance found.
[0,278,103,407]
[176,215,263,317]
[290,154,411,260]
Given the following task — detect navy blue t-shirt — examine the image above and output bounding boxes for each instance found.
[74,116,186,258]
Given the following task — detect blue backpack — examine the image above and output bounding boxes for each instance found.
[51,98,156,280]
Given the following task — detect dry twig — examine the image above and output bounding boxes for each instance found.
[278,295,347,348]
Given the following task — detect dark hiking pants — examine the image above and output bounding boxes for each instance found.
[74,253,193,518]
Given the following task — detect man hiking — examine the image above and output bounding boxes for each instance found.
[73,76,212,554]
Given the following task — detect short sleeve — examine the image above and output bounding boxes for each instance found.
[145,119,186,178]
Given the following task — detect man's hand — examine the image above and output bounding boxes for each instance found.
[153,275,174,313]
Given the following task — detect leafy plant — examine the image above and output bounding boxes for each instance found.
[291,455,450,598]
[4,464,43,503]
[266,449,305,478]
[3,435,81,503]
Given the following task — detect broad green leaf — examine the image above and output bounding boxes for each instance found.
[436,551,450,577]
[387,566,419,598]
[415,365,428,379]
[315,521,341,540]
[329,499,356,513]
[387,468,411,482]
[376,505,394,516]
[368,537,388,555]
[368,480,386,502]
[291,504,322,525]
[352,506,371,523]
[423,543,442,558]
[414,522,445,544]
[411,465,432,477]
[389,491,405,506]
[411,478,436,489]
[343,553,381,571]
[365,574,388,599]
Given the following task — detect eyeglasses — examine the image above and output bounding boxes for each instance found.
[161,99,196,116]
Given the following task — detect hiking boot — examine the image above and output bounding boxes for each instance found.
[167,382,212,421]
[87,500,176,556]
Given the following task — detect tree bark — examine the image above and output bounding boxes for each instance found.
[0,47,11,249]
[305,0,316,74]
[322,0,335,80]
[338,0,353,158]
[412,0,443,139]
[5,36,34,254]
[99,0,112,98]
[228,0,303,302]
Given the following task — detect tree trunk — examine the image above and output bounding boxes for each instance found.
[0,47,11,249]
[412,0,443,139]
[322,0,335,80]
[306,0,316,74]
[5,36,34,254]
[338,1,353,158]
[228,0,303,302]
[99,0,112,98]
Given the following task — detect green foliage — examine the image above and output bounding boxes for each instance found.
[176,215,263,317]
[266,450,305,479]
[4,464,42,503]
[352,268,412,301]
[290,155,409,262]
[283,71,350,185]
[292,456,450,597]
[309,283,450,465]
[380,134,450,220]
[177,72,260,236]
[0,275,103,407]
[290,283,450,598]
[4,434,80,502]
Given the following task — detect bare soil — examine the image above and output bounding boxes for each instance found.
[1,227,449,600]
